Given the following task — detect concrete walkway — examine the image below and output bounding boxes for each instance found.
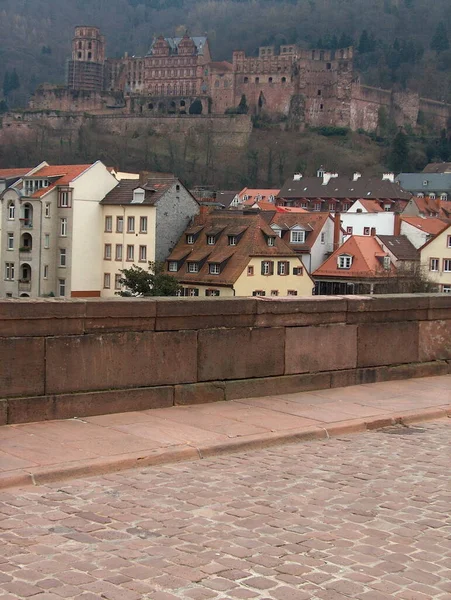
[1,375,450,491]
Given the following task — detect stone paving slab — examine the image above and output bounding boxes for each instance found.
[0,419,450,599]
[0,375,450,490]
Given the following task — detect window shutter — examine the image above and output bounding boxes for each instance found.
[269,261,274,275]
[285,261,290,276]
[277,261,282,275]
[261,261,265,275]
[194,288,199,296]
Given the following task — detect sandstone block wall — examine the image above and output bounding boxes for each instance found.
[1,294,451,426]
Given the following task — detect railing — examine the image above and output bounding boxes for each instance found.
[19,218,33,229]
[18,280,31,292]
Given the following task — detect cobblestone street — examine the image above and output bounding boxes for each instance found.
[0,420,450,600]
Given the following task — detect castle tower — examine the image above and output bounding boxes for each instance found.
[67,26,105,91]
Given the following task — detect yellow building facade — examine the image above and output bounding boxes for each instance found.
[420,223,451,293]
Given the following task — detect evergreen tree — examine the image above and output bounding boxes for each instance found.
[3,69,20,97]
[358,30,370,53]
[237,94,248,114]
[117,262,181,296]
[431,21,450,54]
[388,130,409,172]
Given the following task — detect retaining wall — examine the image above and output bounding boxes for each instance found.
[1,295,451,425]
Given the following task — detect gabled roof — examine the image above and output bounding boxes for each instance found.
[401,216,448,235]
[419,222,451,251]
[270,212,331,251]
[279,176,412,200]
[166,210,299,286]
[350,199,384,212]
[407,196,451,221]
[238,188,280,205]
[23,164,94,198]
[423,162,451,174]
[313,235,394,279]
[377,235,419,261]
[101,174,190,206]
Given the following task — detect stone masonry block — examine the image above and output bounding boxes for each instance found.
[0,400,6,425]
[225,372,331,401]
[84,298,157,333]
[0,337,45,398]
[0,299,86,337]
[357,321,419,368]
[255,297,347,327]
[174,382,225,406]
[285,324,357,375]
[45,330,197,394]
[198,327,284,381]
[419,320,451,361]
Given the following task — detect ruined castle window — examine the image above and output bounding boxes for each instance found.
[78,42,82,50]
[320,104,324,110]
[312,51,315,60]
[244,77,248,83]
[88,52,92,60]
[215,80,220,88]
[88,42,92,50]
[317,89,322,96]
[269,77,273,83]
[281,77,286,83]
[326,63,331,70]
[255,77,260,83]
[148,103,154,109]
[282,48,287,53]
[78,52,82,59]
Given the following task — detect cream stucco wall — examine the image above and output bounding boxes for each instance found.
[101,204,157,297]
[179,284,235,297]
[401,221,433,249]
[234,256,314,297]
[420,227,451,292]
[71,162,118,294]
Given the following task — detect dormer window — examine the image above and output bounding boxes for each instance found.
[440,193,448,201]
[168,261,178,272]
[207,235,216,245]
[267,237,275,247]
[338,255,352,269]
[228,235,237,246]
[417,193,424,198]
[383,256,391,270]
[429,193,436,200]
[186,234,195,244]
[423,180,428,186]
[290,230,305,243]
[187,262,199,273]
[209,263,220,275]
[132,188,145,204]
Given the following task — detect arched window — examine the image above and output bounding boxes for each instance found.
[8,202,15,220]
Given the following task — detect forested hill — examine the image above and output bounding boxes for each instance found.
[0,0,450,108]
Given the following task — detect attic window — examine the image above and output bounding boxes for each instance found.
[290,230,305,243]
[176,184,180,192]
[228,235,237,246]
[131,188,145,204]
[267,237,275,247]
[168,261,178,272]
[186,234,195,244]
[441,193,448,201]
[429,193,436,200]
[338,255,352,269]
[417,193,424,198]
[207,235,216,245]
[423,180,428,186]
[383,256,391,270]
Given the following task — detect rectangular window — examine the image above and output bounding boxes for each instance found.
[443,259,451,272]
[363,227,370,236]
[139,216,147,233]
[271,290,279,296]
[168,261,178,272]
[7,233,14,251]
[267,237,275,247]
[105,216,112,232]
[247,266,254,276]
[207,235,216,245]
[188,262,199,273]
[5,262,14,280]
[293,266,304,276]
[290,230,305,243]
[261,261,274,275]
[186,234,195,244]
[45,203,51,218]
[139,245,147,262]
[447,236,451,248]
[59,248,67,267]
[104,244,112,260]
[115,244,123,261]
[103,273,111,289]
[443,285,451,293]
[127,216,135,233]
[44,234,50,249]
[209,263,220,275]
[338,256,352,269]
[228,236,237,246]
[58,279,66,297]
[430,258,439,272]
[277,261,289,276]
[205,289,220,296]
[126,245,134,261]
[346,226,353,235]
[252,290,266,296]
[116,216,124,233]
[287,290,298,296]
[60,218,67,237]
[313,203,321,212]
[115,274,122,290]
[43,265,49,279]
[187,288,199,297]
[320,232,326,244]
[59,191,71,208]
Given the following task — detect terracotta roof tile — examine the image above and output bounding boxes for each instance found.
[352,199,384,212]
[270,212,331,252]
[401,216,448,235]
[313,235,394,279]
[0,168,33,178]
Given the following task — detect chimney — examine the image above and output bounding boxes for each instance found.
[197,204,210,225]
[353,172,361,181]
[370,227,376,236]
[322,172,332,185]
[139,171,151,185]
[293,173,303,181]
[394,212,401,236]
[382,172,394,183]
[333,213,341,250]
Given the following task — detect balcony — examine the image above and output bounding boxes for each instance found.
[19,218,33,230]
[18,280,31,293]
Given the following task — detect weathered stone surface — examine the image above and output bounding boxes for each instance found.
[198,327,285,381]
[225,372,331,400]
[357,321,419,367]
[45,331,197,394]
[7,396,55,424]
[174,382,226,406]
[0,400,6,426]
[419,320,451,361]
[0,337,45,398]
[255,297,347,327]
[285,324,357,374]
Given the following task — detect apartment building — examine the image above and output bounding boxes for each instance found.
[421,223,451,293]
[166,209,314,297]
[0,161,118,298]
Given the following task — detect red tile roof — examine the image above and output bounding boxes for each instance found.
[238,188,280,205]
[313,235,394,279]
[27,164,93,198]
[166,210,300,286]
[401,216,449,235]
[351,199,384,212]
[409,196,451,221]
[0,168,32,178]
[270,212,331,252]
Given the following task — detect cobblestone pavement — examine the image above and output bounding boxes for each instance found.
[0,420,450,600]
